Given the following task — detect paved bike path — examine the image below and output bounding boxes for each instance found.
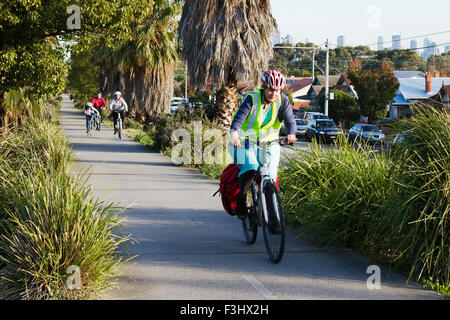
[59,94,441,300]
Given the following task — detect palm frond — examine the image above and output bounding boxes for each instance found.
[179,0,278,90]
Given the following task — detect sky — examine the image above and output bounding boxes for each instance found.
[271,0,450,51]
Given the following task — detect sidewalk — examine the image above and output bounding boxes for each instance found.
[59,94,441,300]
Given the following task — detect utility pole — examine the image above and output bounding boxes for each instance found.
[312,49,315,84]
[324,39,329,116]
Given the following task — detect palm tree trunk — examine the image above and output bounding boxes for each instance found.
[131,63,173,120]
[102,63,174,122]
[214,80,238,131]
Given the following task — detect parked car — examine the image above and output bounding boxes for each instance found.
[191,102,204,108]
[170,98,192,112]
[392,131,406,145]
[280,118,307,137]
[295,118,308,137]
[302,112,330,122]
[305,119,340,143]
[170,97,183,112]
[349,124,385,144]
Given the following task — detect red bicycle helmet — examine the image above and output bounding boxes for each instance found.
[261,70,286,90]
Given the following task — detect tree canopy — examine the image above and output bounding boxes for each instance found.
[270,43,428,77]
[319,89,359,127]
[0,0,154,99]
[348,60,399,124]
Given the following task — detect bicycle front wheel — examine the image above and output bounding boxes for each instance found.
[242,187,258,245]
[261,181,286,263]
[118,118,122,139]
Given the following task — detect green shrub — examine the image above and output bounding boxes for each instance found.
[379,107,449,287]
[0,119,72,173]
[0,118,130,299]
[280,134,395,246]
[280,106,449,291]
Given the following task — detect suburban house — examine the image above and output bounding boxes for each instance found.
[390,71,450,119]
[284,77,312,110]
[316,74,359,98]
[306,75,341,107]
[335,74,358,98]
[428,83,450,111]
[393,70,426,79]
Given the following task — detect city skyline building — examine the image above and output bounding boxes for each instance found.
[392,35,401,50]
[410,39,418,50]
[377,36,384,51]
[285,34,293,44]
[273,32,282,45]
[337,35,345,47]
[422,38,438,59]
[273,32,293,45]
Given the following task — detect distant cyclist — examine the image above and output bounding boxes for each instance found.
[229,70,296,220]
[84,102,100,133]
[109,91,128,134]
[91,91,107,123]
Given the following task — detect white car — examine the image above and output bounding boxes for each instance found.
[302,112,330,121]
[170,97,184,112]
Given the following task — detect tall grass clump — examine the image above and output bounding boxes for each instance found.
[379,107,449,289]
[0,119,72,173]
[280,134,395,247]
[280,106,449,292]
[0,116,130,299]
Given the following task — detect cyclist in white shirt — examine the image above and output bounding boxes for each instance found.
[109,91,128,134]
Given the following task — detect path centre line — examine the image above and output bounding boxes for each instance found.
[243,275,278,300]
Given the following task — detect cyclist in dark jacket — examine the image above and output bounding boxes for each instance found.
[84,102,100,133]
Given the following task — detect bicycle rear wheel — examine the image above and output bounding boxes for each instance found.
[261,181,286,263]
[242,187,258,245]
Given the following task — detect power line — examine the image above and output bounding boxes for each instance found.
[328,30,450,48]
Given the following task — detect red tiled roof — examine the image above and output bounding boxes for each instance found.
[333,84,352,93]
[292,101,310,110]
[341,74,351,85]
[285,78,312,93]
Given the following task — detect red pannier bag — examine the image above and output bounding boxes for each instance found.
[216,163,240,216]
[214,164,280,216]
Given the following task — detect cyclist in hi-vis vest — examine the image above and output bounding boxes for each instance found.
[229,70,297,220]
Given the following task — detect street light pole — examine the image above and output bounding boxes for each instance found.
[312,49,315,84]
[324,39,329,116]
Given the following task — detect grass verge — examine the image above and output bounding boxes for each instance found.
[0,104,130,299]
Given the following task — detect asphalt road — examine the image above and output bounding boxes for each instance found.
[59,94,441,300]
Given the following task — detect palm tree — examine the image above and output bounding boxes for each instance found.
[0,89,43,130]
[178,0,278,130]
[94,0,180,120]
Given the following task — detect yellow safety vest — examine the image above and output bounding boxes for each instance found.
[232,88,282,142]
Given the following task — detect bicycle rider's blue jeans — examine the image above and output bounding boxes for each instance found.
[85,115,92,131]
[227,142,281,180]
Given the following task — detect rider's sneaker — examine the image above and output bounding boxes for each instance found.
[235,195,248,220]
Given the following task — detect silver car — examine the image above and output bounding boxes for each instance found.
[295,119,308,137]
[349,124,385,144]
